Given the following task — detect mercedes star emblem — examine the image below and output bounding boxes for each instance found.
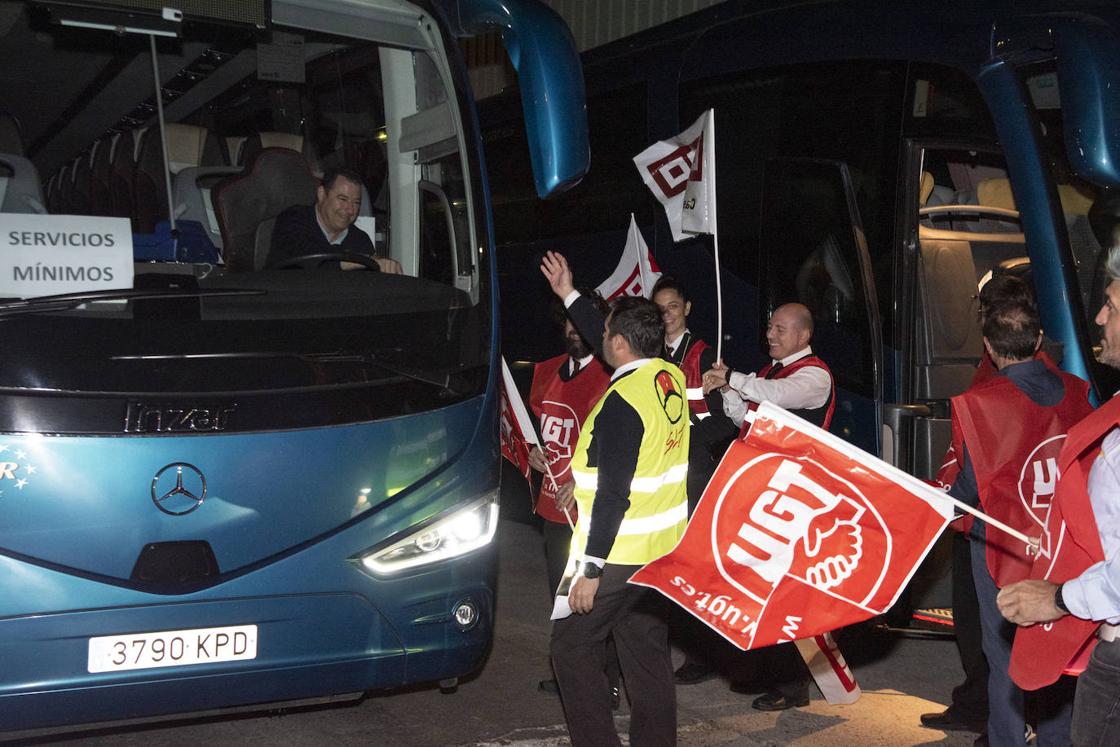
[151,463,207,515]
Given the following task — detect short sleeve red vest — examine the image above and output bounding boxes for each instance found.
[739,355,836,438]
[528,354,611,524]
[1010,394,1119,690]
[950,371,1092,587]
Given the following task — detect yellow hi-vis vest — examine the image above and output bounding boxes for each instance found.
[568,359,690,566]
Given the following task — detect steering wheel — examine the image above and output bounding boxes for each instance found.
[273,252,382,271]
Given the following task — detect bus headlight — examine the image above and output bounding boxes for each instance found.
[360,493,500,574]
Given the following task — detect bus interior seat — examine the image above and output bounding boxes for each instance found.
[212,147,318,271]
[920,171,955,208]
[914,238,983,399]
[225,136,247,166]
[88,137,116,216]
[45,171,58,212]
[172,165,242,251]
[134,124,224,233]
[0,153,47,214]
[56,162,73,214]
[110,129,142,228]
[69,152,93,216]
[0,112,23,155]
[239,132,306,165]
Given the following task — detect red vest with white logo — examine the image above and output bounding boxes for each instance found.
[950,371,1092,587]
[738,355,836,438]
[678,336,710,420]
[528,353,611,524]
[1010,393,1117,690]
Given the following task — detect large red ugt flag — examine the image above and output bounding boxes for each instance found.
[631,403,954,650]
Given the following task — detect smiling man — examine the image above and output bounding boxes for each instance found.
[699,301,836,712]
[703,302,835,436]
[269,167,401,272]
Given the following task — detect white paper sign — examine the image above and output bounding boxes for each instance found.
[0,214,134,298]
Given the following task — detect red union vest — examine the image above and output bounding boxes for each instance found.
[739,355,836,438]
[950,370,1092,587]
[678,335,711,420]
[528,354,611,524]
[1010,394,1118,690]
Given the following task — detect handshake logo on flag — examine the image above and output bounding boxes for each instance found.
[716,456,874,603]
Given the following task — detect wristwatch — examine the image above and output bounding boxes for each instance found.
[581,561,603,579]
[1055,583,1070,614]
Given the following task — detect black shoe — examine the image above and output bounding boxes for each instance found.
[674,661,717,685]
[751,690,809,711]
[919,708,985,733]
[609,684,621,711]
[538,678,560,695]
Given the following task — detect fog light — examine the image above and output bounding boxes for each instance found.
[454,599,479,630]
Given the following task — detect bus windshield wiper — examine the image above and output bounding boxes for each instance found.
[0,287,266,317]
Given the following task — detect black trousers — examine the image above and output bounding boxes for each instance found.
[551,564,676,746]
[543,519,573,598]
[950,531,990,724]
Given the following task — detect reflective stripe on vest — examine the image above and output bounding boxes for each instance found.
[572,462,689,494]
[576,499,688,537]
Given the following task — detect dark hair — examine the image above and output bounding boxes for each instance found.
[979,274,1035,322]
[651,275,690,305]
[549,287,610,329]
[982,297,1041,360]
[607,296,664,358]
[321,167,364,193]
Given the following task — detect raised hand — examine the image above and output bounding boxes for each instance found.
[540,250,576,299]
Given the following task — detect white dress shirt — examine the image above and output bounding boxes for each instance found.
[720,346,831,427]
[1063,427,1120,624]
[569,354,593,377]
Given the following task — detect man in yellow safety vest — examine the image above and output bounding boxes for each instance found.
[542,250,689,746]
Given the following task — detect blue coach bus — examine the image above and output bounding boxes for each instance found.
[0,0,586,734]
[485,0,1120,486]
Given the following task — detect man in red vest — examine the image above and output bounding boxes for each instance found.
[699,302,835,711]
[951,289,1092,746]
[998,247,1120,746]
[702,302,835,437]
[527,292,613,696]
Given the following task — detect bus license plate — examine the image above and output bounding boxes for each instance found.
[87,624,258,673]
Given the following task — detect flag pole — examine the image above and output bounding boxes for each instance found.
[936,492,1033,548]
[710,110,724,363]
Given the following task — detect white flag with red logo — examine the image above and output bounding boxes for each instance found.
[595,214,662,300]
[634,109,716,241]
[630,402,953,652]
[499,356,538,482]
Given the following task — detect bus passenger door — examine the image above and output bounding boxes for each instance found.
[757,158,882,454]
[894,143,1027,480]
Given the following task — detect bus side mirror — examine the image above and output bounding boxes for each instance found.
[1054,18,1120,187]
[452,0,590,198]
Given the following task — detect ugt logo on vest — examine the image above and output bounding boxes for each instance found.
[540,401,579,472]
[654,369,684,424]
[631,403,953,650]
[1020,435,1064,528]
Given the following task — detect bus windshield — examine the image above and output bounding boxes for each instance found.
[0,2,487,430]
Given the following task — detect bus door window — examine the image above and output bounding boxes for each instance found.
[1016,61,1116,396]
[907,146,1027,477]
[758,157,882,452]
